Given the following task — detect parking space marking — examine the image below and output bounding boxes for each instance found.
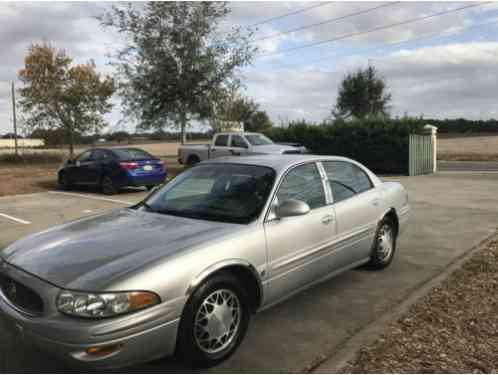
[0,213,31,225]
[48,191,134,205]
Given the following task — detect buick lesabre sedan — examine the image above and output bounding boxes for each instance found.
[0,155,409,369]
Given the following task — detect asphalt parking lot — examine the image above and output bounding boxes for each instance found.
[1,172,498,373]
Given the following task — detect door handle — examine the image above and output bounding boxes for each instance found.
[230,150,240,156]
[372,199,380,206]
[322,215,334,224]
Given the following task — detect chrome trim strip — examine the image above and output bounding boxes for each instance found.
[259,257,370,312]
[271,224,376,272]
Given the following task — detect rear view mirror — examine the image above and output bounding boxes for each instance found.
[275,199,310,218]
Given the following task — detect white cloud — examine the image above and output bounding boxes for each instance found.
[1,2,498,134]
[245,42,498,123]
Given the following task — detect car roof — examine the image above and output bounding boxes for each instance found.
[203,154,382,187]
[204,154,356,173]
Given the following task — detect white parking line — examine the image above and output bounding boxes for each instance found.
[0,212,31,225]
[48,191,134,205]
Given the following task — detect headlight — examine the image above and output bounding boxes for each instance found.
[56,290,160,318]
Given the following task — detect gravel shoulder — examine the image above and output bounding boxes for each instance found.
[342,236,498,373]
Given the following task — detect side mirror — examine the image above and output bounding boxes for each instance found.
[66,159,74,165]
[275,199,310,218]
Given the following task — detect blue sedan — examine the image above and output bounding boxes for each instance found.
[57,148,167,194]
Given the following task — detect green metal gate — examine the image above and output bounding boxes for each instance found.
[409,133,434,176]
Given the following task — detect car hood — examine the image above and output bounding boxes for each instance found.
[1,209,239,290]
[253,144,300,154]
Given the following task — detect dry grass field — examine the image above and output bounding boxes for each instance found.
[438,133,498,161]
[0,140,190,158]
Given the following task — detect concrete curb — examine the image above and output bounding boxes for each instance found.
[310,232,497,374]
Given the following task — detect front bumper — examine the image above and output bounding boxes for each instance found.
[0,262,184,370]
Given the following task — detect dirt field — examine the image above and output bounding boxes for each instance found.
[342,236,498,373]
[0,163,58,197]
[438,133,498,161]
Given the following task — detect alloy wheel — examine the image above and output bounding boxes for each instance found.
[377,224,393,261]
[194,289,241,354]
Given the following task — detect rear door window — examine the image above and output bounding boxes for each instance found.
[322,161,373,203]
[231,135,248,148]
[91,150,109,161]
[214,135,229,147]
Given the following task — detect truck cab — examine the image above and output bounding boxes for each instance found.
[178,132,304,165]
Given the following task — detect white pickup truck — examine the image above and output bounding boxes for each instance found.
[177,132,305,165]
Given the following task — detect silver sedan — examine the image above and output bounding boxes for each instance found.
[0,155,409,369]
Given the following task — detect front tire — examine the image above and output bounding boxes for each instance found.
[366,216,397,270]
[57,172,71,190]
[177,272,250,368]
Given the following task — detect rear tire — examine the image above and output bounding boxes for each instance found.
[366,216,397,270]
[176,272,250,368]
[57,172,71,191]
[100,175,118,195]
[187,155,200,166]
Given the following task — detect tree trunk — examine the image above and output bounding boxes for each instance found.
[68,122,75,159]
[180,112,187,145]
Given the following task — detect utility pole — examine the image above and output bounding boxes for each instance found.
[11,81,18,156]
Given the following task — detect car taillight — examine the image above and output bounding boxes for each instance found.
[120,162,139,171]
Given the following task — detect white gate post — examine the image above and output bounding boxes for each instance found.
[424,124,438,173]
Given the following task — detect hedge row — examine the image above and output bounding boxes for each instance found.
[266,119,426,174]
[425,119,498,133]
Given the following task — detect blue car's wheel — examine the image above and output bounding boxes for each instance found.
[100,175,118,195]
[58,172,71,191]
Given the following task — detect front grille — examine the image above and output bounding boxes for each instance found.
[0,272,44,316]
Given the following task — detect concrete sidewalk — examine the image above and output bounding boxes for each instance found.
[1,173,498,373]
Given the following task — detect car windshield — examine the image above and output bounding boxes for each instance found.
[245,134,273,146]
[112,148,154,160]
[141,164,276,224]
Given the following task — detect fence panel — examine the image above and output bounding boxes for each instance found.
[409,134,434,176]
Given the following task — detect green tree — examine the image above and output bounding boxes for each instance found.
[101,2,256,144]
[333,65,391,120]
[18,43,115,157]
[213,88,272,133]
[246,110,272,133]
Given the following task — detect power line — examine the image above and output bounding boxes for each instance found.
[258,1,492,58]
[252,2,401,42]
[249,2,333,28]
[271,17,498,70]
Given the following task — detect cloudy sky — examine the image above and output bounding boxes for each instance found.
[1,1,498,135]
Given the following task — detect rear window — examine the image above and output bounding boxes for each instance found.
[112,148,154,160]
[214,135,229,147]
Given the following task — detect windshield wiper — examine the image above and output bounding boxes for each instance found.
[141,201,158,213]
